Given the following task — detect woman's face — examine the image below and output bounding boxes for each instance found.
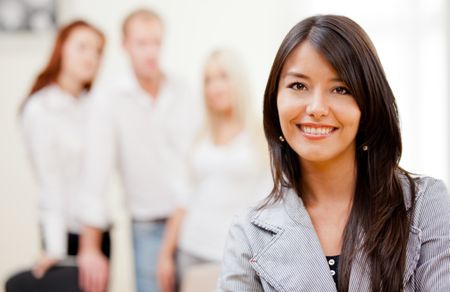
[61,26,103,85]
[204,59,233,114]
[277,41,361,165]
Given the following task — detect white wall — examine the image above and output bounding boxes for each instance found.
[0,33,52,286]
[447,0,450,186]
[0,0,448,291]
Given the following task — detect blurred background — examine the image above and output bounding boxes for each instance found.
[0,0,448,291]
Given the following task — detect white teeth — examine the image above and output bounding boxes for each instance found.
[301,126,334,135]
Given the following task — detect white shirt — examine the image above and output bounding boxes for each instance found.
[78,71,201,229]
[21,85,89,259]
[177,131,271,261]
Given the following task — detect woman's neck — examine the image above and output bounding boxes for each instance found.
[210,110,243,145]
[300,153,357,208]
[57,72,84,98]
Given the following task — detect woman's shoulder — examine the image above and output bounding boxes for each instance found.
[413,175,448,194]
[23,85,64,115]
[400,174,450,226]
[230,193,293,236]
[22,91,49,121]
[400,173,448,202]
[414,176,449,208]
[21,85,69,130]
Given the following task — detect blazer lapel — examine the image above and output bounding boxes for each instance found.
[249,189,338,292]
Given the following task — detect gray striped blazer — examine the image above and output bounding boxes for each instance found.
[218,176,450,291]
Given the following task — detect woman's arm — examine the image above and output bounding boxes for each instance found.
[77,226,109,292]
[414,178,450,290]
[77,90,116,292]
[21,103,66,275]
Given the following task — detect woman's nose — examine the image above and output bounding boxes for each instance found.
[305,90,329,119]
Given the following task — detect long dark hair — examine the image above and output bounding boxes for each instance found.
[19,20,105,113]
[262,15,415,291]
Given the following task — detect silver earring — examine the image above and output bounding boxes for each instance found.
[279,135,285,142]
[362,145,368,151]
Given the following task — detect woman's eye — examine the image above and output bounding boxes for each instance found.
[333,86,351,95]
[289,82,306,91]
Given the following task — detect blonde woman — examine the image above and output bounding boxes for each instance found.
[157,49,270,292]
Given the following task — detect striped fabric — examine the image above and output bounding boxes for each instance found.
[218,176,450,291]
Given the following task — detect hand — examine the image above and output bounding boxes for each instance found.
[157,253,176,292]
[32,254,59,279]
[77,248,109,292]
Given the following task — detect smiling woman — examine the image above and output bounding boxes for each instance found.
[219,15,450,292]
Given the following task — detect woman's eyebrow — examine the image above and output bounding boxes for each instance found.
[283,71,344,83]
[330,77,345,82]
[283,70,310,80]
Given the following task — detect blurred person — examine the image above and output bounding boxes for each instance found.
[76,8,201,292]
[5,20,107,292]
[157,49,271,292]
[219,15,450,291]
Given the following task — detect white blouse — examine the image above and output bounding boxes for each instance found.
[21,85,89,259]
[177,131,272,261]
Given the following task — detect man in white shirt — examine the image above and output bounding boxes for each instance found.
[76,9,200,292]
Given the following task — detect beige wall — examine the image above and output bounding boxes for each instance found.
[447,0,450,186]
[0,34,49,285]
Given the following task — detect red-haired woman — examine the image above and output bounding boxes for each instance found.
[6,20,107,292]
